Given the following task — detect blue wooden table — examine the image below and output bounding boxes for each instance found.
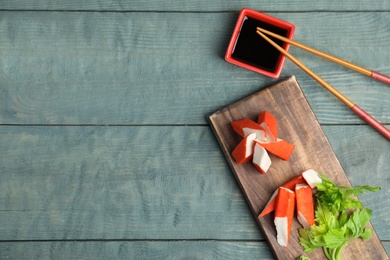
[1,2,389,259]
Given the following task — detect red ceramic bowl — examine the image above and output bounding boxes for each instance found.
[225,8,295,78]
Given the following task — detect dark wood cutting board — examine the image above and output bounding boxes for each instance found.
[209,76,388,260]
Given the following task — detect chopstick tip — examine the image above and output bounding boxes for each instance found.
[255,29,265,38]
[256,27,264,32]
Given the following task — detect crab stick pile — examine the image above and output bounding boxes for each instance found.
[231,111,295,173]
[258,169,322,247]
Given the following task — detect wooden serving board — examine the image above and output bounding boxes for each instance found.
[209,76,388,260]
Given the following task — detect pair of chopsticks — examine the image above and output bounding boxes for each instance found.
[256,27,390,140]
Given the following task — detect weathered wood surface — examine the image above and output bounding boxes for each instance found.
[209,76,388,259]
[1,11,390,125]
[2,1,390,11]
[0,125,389,257]
[0,241,271,259]
[1,2,390,259]
[2,241,390,260]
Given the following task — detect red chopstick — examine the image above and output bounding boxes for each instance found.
[256,29,390,140]
[257,27,390,85]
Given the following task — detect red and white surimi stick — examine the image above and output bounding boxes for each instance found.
[258,174,306,218]
[258,111,278,142]
[274,187,295,247]
[295,183,315,228]
[282,174,306,190]
[230,118,267,142]
[256,139,295,161]
[302,169,322,188]
[252,142,271,174]
[231,133,257,164]
[258,189,279,218]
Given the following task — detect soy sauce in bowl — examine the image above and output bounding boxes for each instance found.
[225,8,295,78]
[232,17,288,73]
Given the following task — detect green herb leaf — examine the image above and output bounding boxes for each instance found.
[360,227,373,240]
[323,228,348,249]
[299,174,380,260]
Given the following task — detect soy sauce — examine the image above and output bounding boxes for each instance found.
[232,17,288,72]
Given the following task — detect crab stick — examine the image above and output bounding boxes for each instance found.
[302,169,322,188]
[258,111,278,142]
[230,118,267,142]
[231,133,257,164]
[258,174,306,218]
[252,142,272,174]
[258,190,279,218]
[282,174,306,190]
[257,139,295,161]
[274,187,295,247]
[295,183,315,228]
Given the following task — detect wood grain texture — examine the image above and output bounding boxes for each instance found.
[0,124,389,242]
[0,12,389,125]
[1,241,390,260]
[1,2,390,259]
[1,1,390,11]
[0,241,275,260]
[209,76,388,259]
[0,125,258,240]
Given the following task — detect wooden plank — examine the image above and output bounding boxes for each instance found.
[0,241,274,259]
[0,125,258,240]
[209,76,388,259]
[0,12,389,125]
[1,1,390,11]
[0,124,389,241]
[1,241,390,259]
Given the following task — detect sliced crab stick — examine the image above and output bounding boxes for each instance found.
[257,139,295,161]
[258,111,278,142]
[295,183,315,228]
[302,169,322,188]
[231,133,257,164]
[282,174,306,190]
[258,174,306,218]
[230,118,267,142]
[252,142,272,174]
[274,187,295,247]
[258,190,279,218]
